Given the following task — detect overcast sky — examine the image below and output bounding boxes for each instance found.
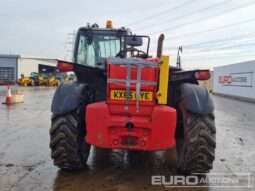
[0,0,255,70]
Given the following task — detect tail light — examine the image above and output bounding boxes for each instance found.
[57,60,74,72]
[194,71,211,80]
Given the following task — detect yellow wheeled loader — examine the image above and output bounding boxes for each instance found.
[47,75,61,86]
[18,72,38,86]
[36,73,50,86]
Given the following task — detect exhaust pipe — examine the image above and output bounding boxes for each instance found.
[157,34,164,58]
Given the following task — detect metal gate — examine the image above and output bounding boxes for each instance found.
[0,67,15,84]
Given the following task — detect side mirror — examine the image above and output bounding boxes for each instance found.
[126,36,143,47]
[57,60,74,72]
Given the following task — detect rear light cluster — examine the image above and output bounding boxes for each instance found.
[57,61,74,72]
[194,70,211,80]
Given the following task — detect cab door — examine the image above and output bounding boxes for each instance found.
[73,32,107,101]
[74,64,106,102]
[73,30,124,102]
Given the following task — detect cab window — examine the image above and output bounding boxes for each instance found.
[76,33,122,68]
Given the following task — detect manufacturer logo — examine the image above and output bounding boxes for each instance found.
[218,72,253,87]
[151,173,252,188]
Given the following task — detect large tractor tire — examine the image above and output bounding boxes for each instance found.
[176,100,216,174]
[49,103,91,169]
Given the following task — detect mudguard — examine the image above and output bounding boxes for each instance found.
[51,81,93,115]
[180,83,214,115]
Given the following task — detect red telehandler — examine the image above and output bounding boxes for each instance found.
[50,21,216,174]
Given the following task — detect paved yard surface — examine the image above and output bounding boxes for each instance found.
[0,86,254,191]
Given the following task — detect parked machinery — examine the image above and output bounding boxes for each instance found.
[18,72,39,86]
[68,74,76,81]
[18,72,71,87]
[49,21,216,174]
[47,74,61,87]
[36,73,50,86]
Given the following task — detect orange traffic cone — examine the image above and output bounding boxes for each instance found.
[5,85,12,104]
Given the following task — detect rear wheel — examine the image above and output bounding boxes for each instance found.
[46,81,51,87]
[30,79,35,86]
[176,100,216,174]
[49,103,90,169]
[35,79,40,86]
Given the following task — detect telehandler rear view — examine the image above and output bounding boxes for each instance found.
[49,21,216,174]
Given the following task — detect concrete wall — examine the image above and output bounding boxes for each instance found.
[213,60,255,101]
[18,58,57,77]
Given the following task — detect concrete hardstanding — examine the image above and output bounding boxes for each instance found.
[0,86,254,191]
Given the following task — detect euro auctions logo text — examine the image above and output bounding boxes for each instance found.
[218,75,247,85]
[218,72,252,87]
[151,173,252,188]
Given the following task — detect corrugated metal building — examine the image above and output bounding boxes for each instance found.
[0,54,19,84]
[213,60,255,102]
[18,57,57,77]
[0,54,57,84]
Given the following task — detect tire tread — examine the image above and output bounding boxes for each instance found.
[177,101,216,174]
[49,105,90,169]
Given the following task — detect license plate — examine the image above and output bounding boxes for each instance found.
[110,90,153,101]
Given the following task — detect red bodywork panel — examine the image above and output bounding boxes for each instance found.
[86,58,177,151]
[86,102,176,150]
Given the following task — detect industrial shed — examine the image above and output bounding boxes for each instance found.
[0,54,19,84]
[0,54,57,84]
[18,57,57,77]
[213,60,255,102]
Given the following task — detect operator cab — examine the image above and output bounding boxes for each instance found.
[72,21,151,101]
[73,23,150,68]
